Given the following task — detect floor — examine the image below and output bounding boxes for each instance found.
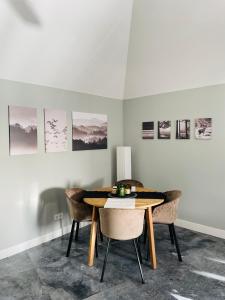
[0,225,225,300]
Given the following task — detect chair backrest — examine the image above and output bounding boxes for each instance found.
[115,179,144,187]
[65,188,92,221]
[153,190,182,224]
[99,208,145,240]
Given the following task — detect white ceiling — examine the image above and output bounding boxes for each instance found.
[1,0,225,100]
[0,0,133,99]
[125,0,225,99]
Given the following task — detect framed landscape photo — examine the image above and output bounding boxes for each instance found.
[44,109,68,153]
[72,112,107,151]
[158,121,171,139]
[142,122,154,139]
[9,105,38,155]
[176,119,190,139]
[195,118,212,140]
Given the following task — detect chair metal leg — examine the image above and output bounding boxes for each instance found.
[143,220,147,244]
[171,223,182,262]
[66,220,76,257]
[133,239,145,284]
[137,238,143,264]
[100,238,111,282]
[95,233,99,258]
[75,222,80,241]
[168,224,174,245]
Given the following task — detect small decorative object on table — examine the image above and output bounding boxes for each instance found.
[125,184,131,195]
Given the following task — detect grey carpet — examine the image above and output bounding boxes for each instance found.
[0,225,225,300]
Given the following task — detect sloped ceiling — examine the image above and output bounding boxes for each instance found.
[124,0,225,99]
[0,0,133,99]
[1,0,225,100]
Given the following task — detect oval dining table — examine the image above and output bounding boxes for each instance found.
[83,187,164,270]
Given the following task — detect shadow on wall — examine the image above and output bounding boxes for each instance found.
[37,179,105,234]
[8,0,41,25]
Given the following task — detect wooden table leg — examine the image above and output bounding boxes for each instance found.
[88,206,98,267]
[146,207,157,269]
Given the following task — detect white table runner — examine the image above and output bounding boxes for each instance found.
[104,198,135,209]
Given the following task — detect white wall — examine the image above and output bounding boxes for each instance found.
[0,0,133,99]
[124,0,225,99]
[0,79,123,254]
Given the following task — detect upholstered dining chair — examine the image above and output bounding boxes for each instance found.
[146,190,182,262]
[99,208,145,284]
[115,179,144,187]
[65,188,99,258]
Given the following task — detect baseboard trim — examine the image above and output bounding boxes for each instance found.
[175,219,225,240]
[0,222,89,261]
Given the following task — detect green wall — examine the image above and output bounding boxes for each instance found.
[124,84,225,231]
[0,79,123,251]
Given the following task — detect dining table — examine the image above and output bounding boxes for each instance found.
[84,187,164,270]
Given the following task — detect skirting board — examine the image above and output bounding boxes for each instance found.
[176,219,225,240]
[0,222,89,261]
[1,219,225,261]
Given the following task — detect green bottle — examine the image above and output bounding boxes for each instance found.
[119,184,125,197]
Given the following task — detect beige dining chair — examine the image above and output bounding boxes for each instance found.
[146,190,182,262]
[115,179,144,187]
[65,188,99,258]
[99,208,145,284]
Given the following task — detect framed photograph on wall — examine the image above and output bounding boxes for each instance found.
[195,118,212,139]
[158,121,171,139]
[72,112,108,151]
[9,105,38,155]
[176,119,190,139]
[44,109,68,152]
[142,122,154,139]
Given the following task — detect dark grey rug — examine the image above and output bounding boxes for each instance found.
[0,225,225,300]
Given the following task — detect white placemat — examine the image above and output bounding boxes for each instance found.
[104,198,135,209]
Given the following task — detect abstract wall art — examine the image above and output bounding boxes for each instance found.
[176,119,190,139]
[44,109,68,152]
[142,122,154,139]
[9,105,38,155]
[195,118,212,139]
[72,112,107,151]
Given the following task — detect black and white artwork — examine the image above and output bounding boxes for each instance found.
[195,118,212,139]
[72,112,107,151]
[9,106,38,155]
[158,121,171,139]
[176,120,190,139]
[44,109,68,152]
[142,122,154,139]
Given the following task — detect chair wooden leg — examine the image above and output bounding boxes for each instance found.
[168,224,174,245]
[100,238,111,282]
[75,222,80,241]
[171,223,182,262]
[133,239,145,284]
[66,220,76,257]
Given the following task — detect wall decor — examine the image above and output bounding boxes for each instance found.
[195,118,212,139]
[158,121,171,139]
[142,122,154,139]
[9,105,38,155]
[44,109,68,153]
[176,119,190,139]
[72,112,107,151]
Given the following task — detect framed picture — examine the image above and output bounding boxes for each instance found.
[195,118,212,140]
[158,121,171,139]
[142,122,154,139]
[72,112,107,151]
[176,120,190,139]
[9,105,38,155]
[44,109,68,152]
